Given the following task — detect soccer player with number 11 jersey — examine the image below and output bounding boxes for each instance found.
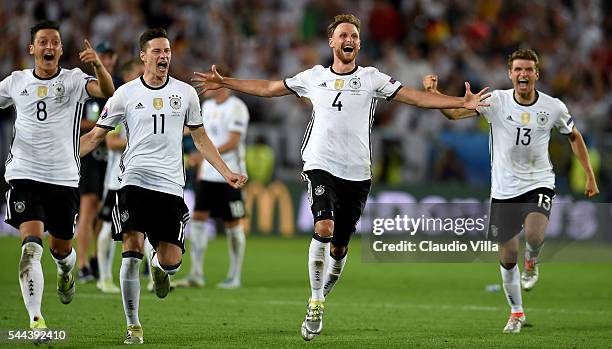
[80,28,246,344]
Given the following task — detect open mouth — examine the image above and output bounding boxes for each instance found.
[157,61,168,70]
[43,53,54,61]
[518,79,528,88]
[342,46,354,53]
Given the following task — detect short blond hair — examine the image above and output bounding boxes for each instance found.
[507,49,540,71]
[327,14,361,38]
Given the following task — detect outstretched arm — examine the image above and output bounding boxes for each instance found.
[393,77,489,110]
[80,39,115,98]
[568,127,599,198]
[80,126,111,157]
[190,126,247,188]
[422,75,480,120]
[192,65,291,97]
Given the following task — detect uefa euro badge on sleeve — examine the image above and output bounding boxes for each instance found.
[153,98,163,110]
[37,85,48,98]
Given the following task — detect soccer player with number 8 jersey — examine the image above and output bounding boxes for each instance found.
[0,20,114,339]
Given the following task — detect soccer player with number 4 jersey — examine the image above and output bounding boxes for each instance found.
[193,14,490,341]
[423,49,599,333]
[80,28,246,344]
[0,20,114,339]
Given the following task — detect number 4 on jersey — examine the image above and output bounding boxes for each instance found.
[332,92,343,111]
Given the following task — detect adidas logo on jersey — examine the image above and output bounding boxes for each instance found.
[19,89,28,96]
[135,102,145,109]
[506,115,513,121]
[318,82,327,87]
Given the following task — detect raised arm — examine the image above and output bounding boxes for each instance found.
[190,126,247,188]
[80,126,111,157]
[421,75,480,120]
[192,65,291,97]
[79,39,115,98]
[567,127,599,198]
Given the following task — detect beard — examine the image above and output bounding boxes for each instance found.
[335,46,358,64]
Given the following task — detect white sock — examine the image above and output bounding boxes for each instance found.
[120,253,142,327]
[525,242,542,261]
[188,220,209,279]
[97,222,114,281]
[226,224,245,282]
[143,238,154,285]
[500,264,523,314]
[151,252,181,275]
[51,248,76,276]
[308,237,329,301]
[19,240,44,322]
[323,252,347,297]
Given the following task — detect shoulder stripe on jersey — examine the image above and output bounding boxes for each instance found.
[283,79,300,98]
[72,102,83,174]
[119,121,130,173]
[300,111,315,155]
[386,85,402,101]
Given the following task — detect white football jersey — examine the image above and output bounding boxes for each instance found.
[198,95,249,183]
[103,124,126,191]
[96,76,203,197]
[284,65,402,181]
[478,89,574,199]
[0,67,94,187]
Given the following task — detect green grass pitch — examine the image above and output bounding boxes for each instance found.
[0,236,610,348]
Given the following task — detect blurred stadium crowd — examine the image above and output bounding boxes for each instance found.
[0,0,610,197]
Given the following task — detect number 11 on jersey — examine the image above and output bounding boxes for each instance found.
[151,114,165,134]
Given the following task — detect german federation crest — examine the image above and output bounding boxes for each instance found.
[315,185,325,196]
[537,111,549,126]
[349,77,361,89]
[52,81,65,96]
[121,210,130,222]
[169,94,181,110]
[14,201,26,213]
[153,98,163,110]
